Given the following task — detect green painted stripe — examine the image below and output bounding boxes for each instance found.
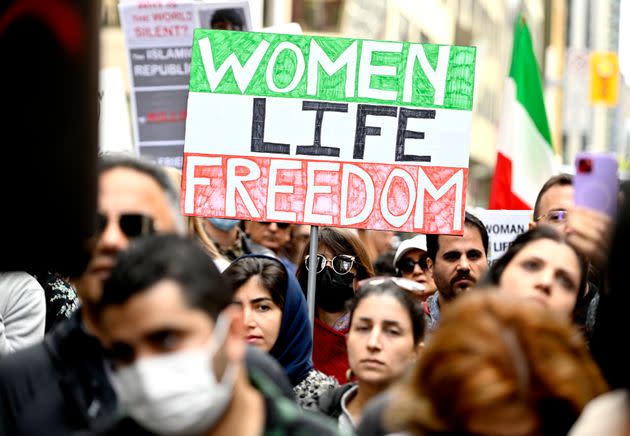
[188,29,476,111]
[508,16,552,146]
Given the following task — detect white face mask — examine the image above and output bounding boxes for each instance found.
[108,312,236,436]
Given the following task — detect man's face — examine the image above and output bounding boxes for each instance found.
[428,225,488,301]
[80,168,178,306]
[98,280,214,368]
[244,221,291,254]
[534,184,574,234]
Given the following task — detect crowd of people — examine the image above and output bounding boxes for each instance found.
[0,152,627,436]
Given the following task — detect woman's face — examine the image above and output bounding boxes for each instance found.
[499,239,582,318]
[233,277,282,352]
[346,294,418,386]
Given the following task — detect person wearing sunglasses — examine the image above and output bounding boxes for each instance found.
[224,255,337,410]
[244,220,296,273]
[0,155,187,436]
[296,227,374,382]
[393,235,436,299]
[317,278,424,433]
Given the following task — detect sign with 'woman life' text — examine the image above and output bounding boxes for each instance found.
[182,30,476,234]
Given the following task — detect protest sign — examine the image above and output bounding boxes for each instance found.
[119,0,252,168]
[183,30,476,234]
[471,208,532,262]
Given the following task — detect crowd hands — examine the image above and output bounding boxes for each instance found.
[0,154,626,436]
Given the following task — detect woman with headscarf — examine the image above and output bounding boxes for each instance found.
[224,255,337,410]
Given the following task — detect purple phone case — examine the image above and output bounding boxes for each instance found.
[574,152,619,217]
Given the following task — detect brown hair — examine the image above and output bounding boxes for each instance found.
[387,291,607,436]
[296,227,375,283]
[164,167,226,263]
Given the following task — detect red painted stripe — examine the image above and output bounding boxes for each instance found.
[489,152,530,210]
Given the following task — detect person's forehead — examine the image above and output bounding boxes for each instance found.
[101,280,212,341]
[437,225,484,253]
[353,294,410,326]
[99,167,170,217]
[539,184,574,214]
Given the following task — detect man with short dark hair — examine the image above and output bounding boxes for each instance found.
[532,173,574,232]
[424,212,489,331]
[0,155,186,435]
[94,234,339,435]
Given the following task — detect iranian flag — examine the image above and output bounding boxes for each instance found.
[489,16,556,210]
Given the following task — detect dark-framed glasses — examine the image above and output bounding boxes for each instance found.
[536,209,568,224]
[96,213,155,238]
[397,257,429,274]
[305,254,357,275]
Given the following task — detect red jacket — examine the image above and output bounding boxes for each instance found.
[312,318,349,383]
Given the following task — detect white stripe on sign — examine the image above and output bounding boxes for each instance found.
[183,92,472,168]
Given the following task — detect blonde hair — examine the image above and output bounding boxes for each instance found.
[164,167,226,263]
[387,290,607,436]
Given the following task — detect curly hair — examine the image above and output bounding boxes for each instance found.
[386,291,607,436]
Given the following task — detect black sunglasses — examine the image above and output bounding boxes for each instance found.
[96,213,155,238]
[397,257,428,274]
[258,221,291,229]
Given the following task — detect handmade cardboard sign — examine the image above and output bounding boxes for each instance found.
[119,0,252,168]
[182,30,476,234]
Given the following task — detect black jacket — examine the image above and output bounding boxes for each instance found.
[0,311,116,436]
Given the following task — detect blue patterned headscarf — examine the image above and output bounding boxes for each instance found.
[233,255,313,386]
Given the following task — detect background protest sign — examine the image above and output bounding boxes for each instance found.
[471,208,532,262]
[119,0,252,168]
[183,30,476,234]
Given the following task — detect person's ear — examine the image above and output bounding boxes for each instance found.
[529,220,537,230]
[426,257,434,273]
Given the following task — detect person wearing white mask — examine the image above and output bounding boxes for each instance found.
[94,234,340,436]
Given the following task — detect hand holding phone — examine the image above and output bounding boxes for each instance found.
[573,152,619,218]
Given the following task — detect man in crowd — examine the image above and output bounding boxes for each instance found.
[424,212,489,331]
[244,220,296,272]
[393,235,436,294]
[94,234,339,435]
[531,174,612,269]
[0,155,186,435]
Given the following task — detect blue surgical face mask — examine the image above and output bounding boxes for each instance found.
[208,218,240,232]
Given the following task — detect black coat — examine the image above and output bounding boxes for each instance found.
[0,311,116,436]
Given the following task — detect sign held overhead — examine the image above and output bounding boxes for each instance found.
[183,30,476,234]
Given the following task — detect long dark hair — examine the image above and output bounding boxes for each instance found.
[484,226,588,322]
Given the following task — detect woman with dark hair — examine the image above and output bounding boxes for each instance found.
[224,255,337,409]
[317,278,424,433]
[296,227,375,382]
[484,226,588,321]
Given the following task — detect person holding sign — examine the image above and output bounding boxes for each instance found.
[224,255,337,410]
[296,228,374,382]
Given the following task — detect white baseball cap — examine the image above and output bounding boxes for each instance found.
[393,235,428,267]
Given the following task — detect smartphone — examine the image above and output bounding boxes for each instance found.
[574,152,619,217]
